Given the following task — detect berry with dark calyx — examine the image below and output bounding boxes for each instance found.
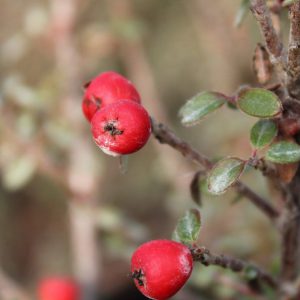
[131,240,193,300]
[91,100,151,156]
[38,277,79,300]
[82,71,141,122]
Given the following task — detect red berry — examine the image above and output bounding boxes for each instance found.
[131,240,193,300]
[91,100,151,156]
[82,71,141,122]
[38,277,79,300]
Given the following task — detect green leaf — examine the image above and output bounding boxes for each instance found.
[179,91,227,126]
[172,209,201,245]
[237,88,282,118]
[282,0,296,7]
[250,119,278,149]
[2,156,36,190]
[208,158,245,194]
[234,0,250,28]
[266,141,300,164]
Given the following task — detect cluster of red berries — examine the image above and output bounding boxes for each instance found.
[82,73,192,300]
[82,71,151,156]
[131,240,194,300]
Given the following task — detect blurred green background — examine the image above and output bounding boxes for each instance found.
[0,0,286,299]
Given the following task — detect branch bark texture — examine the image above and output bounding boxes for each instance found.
[250,0,287,88]
[280,171,300,281]
[250,0,300,286]
[287,1,300,98]
[192,247,278,290]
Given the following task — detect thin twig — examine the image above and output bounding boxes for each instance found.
[287,0,300,98]
[280,178,300,282]
[250,0,288,91]
[248,158,278,178]
[234,182,279,220]
[151,119,280,221]
[151,119,213,170]
[214,274,268,299]
[192,247,279,290]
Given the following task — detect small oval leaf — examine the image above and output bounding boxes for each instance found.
[208,157,245,194]
[172,209,201,245]
[179,91,227,126]
[250,119,278,149]
[266,141,300,164]
[237,88,282,118]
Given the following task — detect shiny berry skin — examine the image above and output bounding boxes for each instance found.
[131,240,193,300]
[91,100,151,156]
[38,277,79,300]
[82,71,141,122]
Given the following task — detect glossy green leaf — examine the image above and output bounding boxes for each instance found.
[208,158,245,194]
[179,91,227,126]
[2,156,36,190]
[237,88,282,118]
[234,0,250,28]
[266,141,300,164]
[172,209,201,245]
[250,119,278,149]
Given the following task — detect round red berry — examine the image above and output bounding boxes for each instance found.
[131,240,193,300]
[38,277,79,300]
[82,71,141,122]
[91,100,151,156]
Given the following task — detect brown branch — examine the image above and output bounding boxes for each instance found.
[250,0,300,289]
[192,247,279,290]
[248,157,278,178]
[250,0,288,90]
[287,1,300,98]
[280,175,300,282]
[151,119,213,170]
[234,182,279,220]
[151,119,280,221]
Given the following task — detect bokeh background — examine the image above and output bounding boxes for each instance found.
[0,0,288,299]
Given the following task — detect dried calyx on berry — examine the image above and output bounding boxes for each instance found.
[91,100,151,156]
